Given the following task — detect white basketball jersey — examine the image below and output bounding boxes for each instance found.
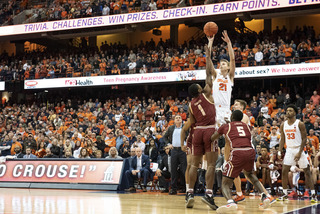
[212,72,233,107]
[283,120,302,148]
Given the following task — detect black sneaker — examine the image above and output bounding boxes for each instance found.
[276,192,288,201]
[186,192,194,208]
[311,194,318,203]
[201,194,218,210]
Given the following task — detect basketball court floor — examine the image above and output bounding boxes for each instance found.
[0,188,318,214]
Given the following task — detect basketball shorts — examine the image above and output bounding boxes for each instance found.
[283,147,309,169]
[223,148,256,179]
[192,125,218,155]
[215,106,231,126]
[186,126,194,155]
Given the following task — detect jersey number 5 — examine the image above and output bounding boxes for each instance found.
[237,127,246,136]
[286,133,295,140]
[219,83,227,91]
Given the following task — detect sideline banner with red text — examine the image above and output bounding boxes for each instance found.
[0,160,123,184]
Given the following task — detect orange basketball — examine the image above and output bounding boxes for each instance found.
[203,22,218,37]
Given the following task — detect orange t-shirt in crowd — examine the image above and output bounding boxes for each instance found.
[310,115,319,124]
[117,119,126,130]
[195,56,206,67]
[104,137,116,153]
[308,135,319,151]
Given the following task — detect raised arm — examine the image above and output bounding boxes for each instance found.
[207,37,217,80]
[203,45,214,99]
[222,30,235,82]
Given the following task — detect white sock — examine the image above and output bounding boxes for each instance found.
[266,193,271,198]
[237,192,243,196]
[227,199,234,204]
[186,184,189,190]
[187,188,194,193]
[311,190,315,195]
[206,189,213,197]
[283,189,288,195]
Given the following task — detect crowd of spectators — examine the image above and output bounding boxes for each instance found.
[0,26,319,81]
[0,0,27,25]
[0,87,319,193]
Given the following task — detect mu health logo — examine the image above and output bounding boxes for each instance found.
[65,79,94,86]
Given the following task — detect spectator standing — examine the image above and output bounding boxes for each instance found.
[163,115,187,195]
[310,91,320,106]
[255,48,263,66]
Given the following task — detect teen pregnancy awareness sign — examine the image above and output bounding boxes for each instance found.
[0,0,319,36]
[0,160,123,184]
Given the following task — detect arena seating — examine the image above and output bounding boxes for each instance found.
[0,25,319,81]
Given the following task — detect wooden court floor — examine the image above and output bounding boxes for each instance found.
[0,188,318,214]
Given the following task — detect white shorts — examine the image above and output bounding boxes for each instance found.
[283,147,309,169]
[215,106,231,126]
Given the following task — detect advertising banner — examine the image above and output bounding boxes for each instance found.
[0,0,319,36]
[24,63,320,89]
[0,82,4,91]
[0,160,123,184]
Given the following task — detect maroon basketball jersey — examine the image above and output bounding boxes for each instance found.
[190,93,216,126]
[218,121,252,149]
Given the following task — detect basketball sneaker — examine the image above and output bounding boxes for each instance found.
[311,194,318,203]
[201,194,218,210]
[303,190,310,198]
[269,196,276,205]
[259,196,276,208]
[277,191,288,201]
[216,202,237,214]
[185,192,194,208]
[288,191,298,198]
[260,193,270,209]
[233,194,245,203]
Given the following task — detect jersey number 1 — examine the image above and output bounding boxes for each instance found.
[197,104,206,116]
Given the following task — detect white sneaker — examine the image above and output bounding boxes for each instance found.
[216,202,237,214]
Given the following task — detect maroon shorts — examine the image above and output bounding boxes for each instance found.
[192,125,218,155]
[223,148,256,179]
[186,126,194,155]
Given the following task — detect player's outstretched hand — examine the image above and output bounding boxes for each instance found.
[222,30,230,43]
[207,35,215,42]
